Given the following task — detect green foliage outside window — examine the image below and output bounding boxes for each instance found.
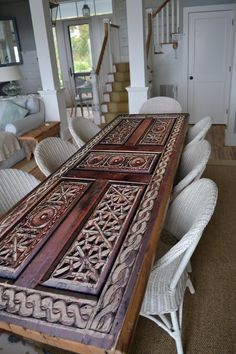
[70,24,92,73]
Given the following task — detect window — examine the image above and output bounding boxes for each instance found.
[57,0,112,20]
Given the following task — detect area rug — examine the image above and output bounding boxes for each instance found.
[130,163,236,354]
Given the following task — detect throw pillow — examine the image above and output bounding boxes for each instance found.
[26,97,40,114]
[0,101,28,130]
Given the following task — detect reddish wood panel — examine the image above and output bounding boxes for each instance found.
[0,114,189,353]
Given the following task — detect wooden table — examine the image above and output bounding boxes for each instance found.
[0,114,188,353]
[18,122,60,160]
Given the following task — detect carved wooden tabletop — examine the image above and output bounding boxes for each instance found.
[0,113,188,354]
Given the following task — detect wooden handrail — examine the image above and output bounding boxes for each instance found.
[146,12,153,58]
[96,22,109,75]
[110,24,120,29]
[153,0,171,18]
[95,22,119,75]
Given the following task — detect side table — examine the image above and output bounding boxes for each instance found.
[18,122,60,160]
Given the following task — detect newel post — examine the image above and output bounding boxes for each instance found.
[90,70,102,125]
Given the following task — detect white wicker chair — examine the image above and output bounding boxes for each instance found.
[34,137,77,177]
[139,97,182,114]
[0,169,40,216]
[68,116,101,148]
[172,140,211,200]
[140,178,218,354]
[185,116,212,149]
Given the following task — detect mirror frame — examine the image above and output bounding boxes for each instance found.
[0,16,23,67]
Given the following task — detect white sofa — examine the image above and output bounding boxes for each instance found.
[0,96,45,168]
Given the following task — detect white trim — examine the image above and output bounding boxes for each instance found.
[126,86,149,113]
[225,131,236,146]
[181,3,236,114]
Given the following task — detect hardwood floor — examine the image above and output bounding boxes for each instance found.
[206,125,236,160]
[14,124,236,181]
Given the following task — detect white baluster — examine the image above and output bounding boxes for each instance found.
[166,3,169,43]
[90,70,102,125]
[171,0,175,34]
[161,8,164,43]
[177,0,180,33]
[156,13,160,50]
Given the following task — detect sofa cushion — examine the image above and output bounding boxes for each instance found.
[10,97,27,108]
[0,101,28,130]
[26,97,40,114]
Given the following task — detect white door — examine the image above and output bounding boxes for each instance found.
[188,10,234,124]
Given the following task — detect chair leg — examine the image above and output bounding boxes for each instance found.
[170,311,184,354]
[74,104,77,118]
[187,261,192,273]
[187,277,195,294]
[70,104,74,117]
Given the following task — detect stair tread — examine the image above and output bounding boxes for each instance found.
[101,101,128,105]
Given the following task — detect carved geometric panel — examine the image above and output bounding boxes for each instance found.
[76,151,159,174]
[139,118,175,145]
[99,118,142,145]
[43,184,145,295]
[0,181,89,278]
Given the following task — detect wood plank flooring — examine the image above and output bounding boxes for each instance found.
[206,125,236,160]
[14,125,236,181]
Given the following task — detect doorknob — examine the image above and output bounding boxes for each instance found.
[69,67,73,77]
[189,76,194,80]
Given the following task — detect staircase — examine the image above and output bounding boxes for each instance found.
[101,62,130,124]
[153,0,180,53]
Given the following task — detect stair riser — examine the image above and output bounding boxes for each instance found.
[103,92,128,103]
[115,62,130,73]
[101,102,129,113]
[105,81,129,92]
[114,72,130,82]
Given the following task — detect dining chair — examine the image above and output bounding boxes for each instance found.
[140,178,218,354]
[139,96,182,114]
[185,116,212,149]
[172,139,211,200]
[68,116,101,148]
[0,168,40,216]
[34,137,77,177]
[74,76,93,117]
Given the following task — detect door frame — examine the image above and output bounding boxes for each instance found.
[63,18,94,96]
[182,4,236,122]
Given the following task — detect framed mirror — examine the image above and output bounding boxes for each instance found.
[0,17,23,67]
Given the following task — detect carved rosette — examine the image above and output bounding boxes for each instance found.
[43,184,144,294]
[0,181,88,277]
[77,151,158,173]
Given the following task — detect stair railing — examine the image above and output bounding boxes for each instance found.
[146,9,154,96]
[153,0,179,51]
[92,19,120,124]
[145,0,180,96]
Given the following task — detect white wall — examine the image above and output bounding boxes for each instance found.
[112,0,129,62]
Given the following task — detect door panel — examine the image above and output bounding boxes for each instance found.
[188,10,234,124]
